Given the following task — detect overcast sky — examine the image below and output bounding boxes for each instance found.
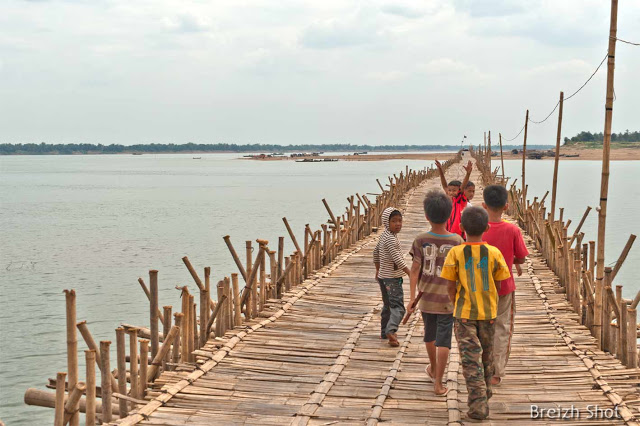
[1,0,638,146]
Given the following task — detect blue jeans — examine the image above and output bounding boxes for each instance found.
[378,277,406,336]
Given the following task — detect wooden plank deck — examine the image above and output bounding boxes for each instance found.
[115,157,640,425]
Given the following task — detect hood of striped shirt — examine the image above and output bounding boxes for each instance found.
[381,207,398,231]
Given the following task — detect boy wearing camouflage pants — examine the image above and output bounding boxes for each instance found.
[440,207,511,420]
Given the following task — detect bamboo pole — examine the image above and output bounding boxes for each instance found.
[127,329,139,409]
[54,372,66,426]
[115,328,128,417]
[147,326,180,382]
[137,278,164,323]
[568,206,592,247]
[162,306,172,368]
[76,321,118,393]
[617,286,627,365]
[223,236,248,282]
[322,199,339,228]
[224,276,233,329]
[240,244,266,308]
[284,257,291,292]
[232,273,241,326]
[277,237,284,291]
[522,109,529,204]
[611,234,636,282]
[139,340,149,398]
[63,290,79,426]
[199,284,209,349]
[550,91,564,223]
[63,382,85,426]
[628,308,637,368]
[24,389,119,418]
[180,287,190,362]
[602,270,612,353]
[206,295,227,337]
[189,295,196,362]
[181,256,205,291]
[99,341,112,423]
[247,241,257,318]
[85,350,96,426]
[172,313,182,368]
[499,133,505,181]
[149,270,159,360]
[216,281,224,336]
[595,0,619,350]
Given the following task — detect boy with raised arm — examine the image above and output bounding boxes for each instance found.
[481,185,529,386]
[440,207,511,421]
[434,159,473,238]
[373,207,411,347]
[407,190,463,396]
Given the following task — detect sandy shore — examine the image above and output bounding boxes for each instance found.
[244,147,640,162]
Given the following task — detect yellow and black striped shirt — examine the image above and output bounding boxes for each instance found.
[440,242,511,320]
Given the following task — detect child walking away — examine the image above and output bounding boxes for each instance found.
[373,207,411,347]
[434,159,473,239]
[440,207,511,421]
[482,185,529,386]
[407,190,464,396]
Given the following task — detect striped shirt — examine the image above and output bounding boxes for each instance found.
[440,242,511,320]
[373,207,408,279]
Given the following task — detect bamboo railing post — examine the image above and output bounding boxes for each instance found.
[627,308,637,368]
[282,217,304,277]
[54,372,66,426]
[180,287,190,362]
[85,350,96,426]
[139,339,149,398]
[63,382,85,426]
[304,225,311,277]
[550,91,564,223]
[617,285,627,365]
[284,257,291,292]
[611,234,637,282]
[63,290,79,426]
[99,341,112,423]
[115,327,128,417]
[76,321,118,393]
[181,256,205,291]
[224,276,233,329]
[189,295,196,361]
[596,0,618,352]
[277,237,284,288]
[259,243,267,310]
[147,326,180,382]
[267,251,276,298]
[602,270,612,353]
[149,270,159,360]
[232,273,241,326]
[172,313,183,368]
[522,109,529,207]
[223,236,248,283]
[199,269,210,348]
[246,240,256,318]
[162,306,172,368]
[127,329,139,408]
[499,133,505,181]
[137,278,165,323]
[216,281,224,337]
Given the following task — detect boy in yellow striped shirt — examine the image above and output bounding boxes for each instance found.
[440,206,511,421]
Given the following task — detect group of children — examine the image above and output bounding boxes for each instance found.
[373,159,528,421]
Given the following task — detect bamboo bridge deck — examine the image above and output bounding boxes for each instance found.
[115,159,640,425]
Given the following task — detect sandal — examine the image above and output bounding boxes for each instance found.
[424,365,434,382]
[435,387,449,397]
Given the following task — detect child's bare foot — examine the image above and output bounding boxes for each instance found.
[490,376,502,386]
[434,383,449,396]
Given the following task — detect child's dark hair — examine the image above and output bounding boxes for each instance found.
[389,210,402,220]
[423,190,452,224]
[461,206,489,236]
[483,185,508,209]
[448,180,461,187]
[465,181,475,188]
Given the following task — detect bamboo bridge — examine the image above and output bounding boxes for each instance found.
[24,150,640,425]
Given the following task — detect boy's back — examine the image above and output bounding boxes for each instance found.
[410,231,464,314]
[483,220,529,296]
[441,242,511,320]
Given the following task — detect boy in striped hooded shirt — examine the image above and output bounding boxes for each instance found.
[373,207,411,347]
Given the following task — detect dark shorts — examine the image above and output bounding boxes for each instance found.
[422,312,454,349]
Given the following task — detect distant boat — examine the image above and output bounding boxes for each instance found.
[193,157,201,159]
[132,152,143,155]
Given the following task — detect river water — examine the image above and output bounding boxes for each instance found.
[0,153,637,424]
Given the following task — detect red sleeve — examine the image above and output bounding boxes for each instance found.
[454,192,468,204]
[513,226,529,258]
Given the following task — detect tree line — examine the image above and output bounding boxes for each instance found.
[564,130,639,145]
[0,142,551,155]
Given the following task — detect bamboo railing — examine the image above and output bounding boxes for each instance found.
[24,152,463,423]
[470,146,637,368]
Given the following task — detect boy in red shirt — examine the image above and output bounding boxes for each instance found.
[435,159,473,238]
[481,185,529,386]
